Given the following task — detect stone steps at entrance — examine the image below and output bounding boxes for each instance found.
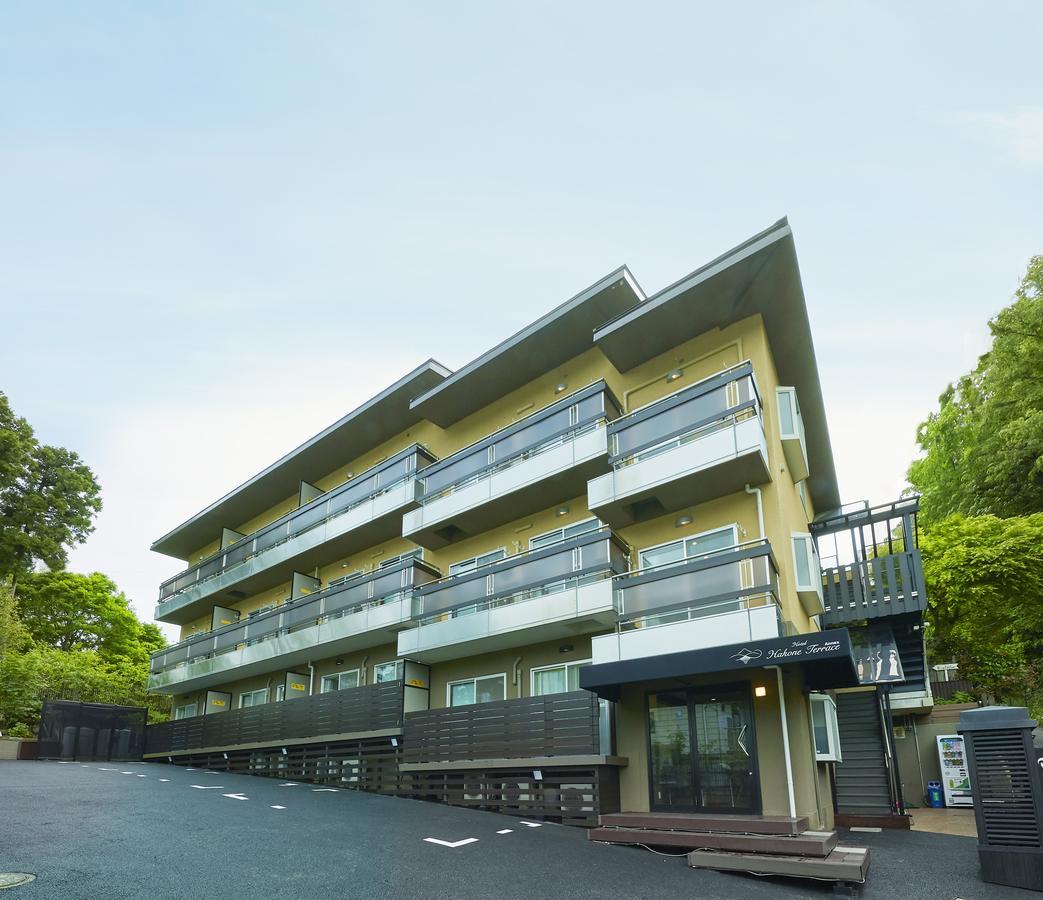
[588,826,839,857]
[589,812,870,885]
[598,811,810,835]
[688,845,871,883]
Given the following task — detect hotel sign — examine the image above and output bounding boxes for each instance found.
[730,635,844,666]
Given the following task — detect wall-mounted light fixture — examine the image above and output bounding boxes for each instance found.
[675,514,693,528]
[554,382,568,394]
[559,644,574,653]
[556,505,569,518]
[666,368,683,383]
[335,658,344,666]
[754,685,767,698]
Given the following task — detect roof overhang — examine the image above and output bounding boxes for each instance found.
[580,628,859,702]
[150,360,451,560]
[408,267,645,427]
[594,218,840,514]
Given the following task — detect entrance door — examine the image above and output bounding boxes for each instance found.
[647,685,760,813]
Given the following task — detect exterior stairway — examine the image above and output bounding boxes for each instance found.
[588,812,870,884]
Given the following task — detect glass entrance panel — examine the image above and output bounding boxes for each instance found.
[648,685,759,813]
[648,691,694,809]
[691,689,757,812]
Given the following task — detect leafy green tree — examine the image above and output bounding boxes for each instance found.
[0,391,102,585]
[921,514,1043,715]
[909,256,1043,522]
[0,581,31,659]
[13,571,147,659]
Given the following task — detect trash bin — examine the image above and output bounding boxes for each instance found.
[959,706,1043,892]
[927,781,944,808]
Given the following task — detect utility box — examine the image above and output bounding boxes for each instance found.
[959,706,1043,892]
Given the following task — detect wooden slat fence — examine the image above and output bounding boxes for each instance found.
[821,550,927,627]
[144,679,403,755]
[403,691,600,764]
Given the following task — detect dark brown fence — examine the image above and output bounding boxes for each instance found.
[403,691,601,764]
[931,678,977,701]
[144,679,403,755]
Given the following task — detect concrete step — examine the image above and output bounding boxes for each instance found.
[589,827,839,858]
[598,812,810,835]
[688,845,871,883]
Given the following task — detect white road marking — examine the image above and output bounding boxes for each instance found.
[159,779,170,782]
[312,788,338,792]
[135,774,147,778]
[278,782,299,787]
[204,771,221,775]
[519,822,543,828]
[98,768,117,771]
[496,829,513,835]
[185,767,198,771]
[120,771,134,775]
[271,805,286,810]
[222,793,249,801]
[190,785,224,790]
[424,838,478,849]
[81,765,89,768]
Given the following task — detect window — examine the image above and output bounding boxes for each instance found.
[639,525,738,569]
[791,534,820,593]
[173,703,197,721]
[530,661,591,696]
[379,548,424,568]
[321,670,360,693]
[238,689,268,709]
[449,548,506,575]
[448,674,506,707]
[810,693,842,761]
[275,684,286,702]
[529,518,601,551]
[373,661,402,683]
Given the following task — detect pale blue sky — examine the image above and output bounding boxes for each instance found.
[2,3,1040,633]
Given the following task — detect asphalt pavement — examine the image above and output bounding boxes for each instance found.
[0,761,1026,900]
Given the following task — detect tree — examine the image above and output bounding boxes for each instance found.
[14,571,154,663]
[908,256,1043,523]
[0,392,103,584]
[920,514,1043,715]
[0,581,31,659]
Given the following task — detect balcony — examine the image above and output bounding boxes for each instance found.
[591,540,782,664]
[819,550,927,628]
[144,679,406,756]
[587,363,770,529]
[149,556,440,694]
[397,528,630,662]
[155,445,436,625]
[403,382,620,550]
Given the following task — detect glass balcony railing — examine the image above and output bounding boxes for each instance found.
[150,555,440,676]
[614,538,779,628]
[416,381,621,504]
[411,527,630,623]
[158,444,436,603]
[606,362,761,467]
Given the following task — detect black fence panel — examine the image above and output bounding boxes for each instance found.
[37,700,148,762]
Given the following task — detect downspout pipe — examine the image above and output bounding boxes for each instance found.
[766,665,797,818]
[745,484,764,540]
[307,662,315,696]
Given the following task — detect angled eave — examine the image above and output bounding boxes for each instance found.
[150,359,452,561]
[409,267,645,427]
[594,218,840,514]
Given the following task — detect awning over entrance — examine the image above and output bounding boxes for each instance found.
[580,629,859,701]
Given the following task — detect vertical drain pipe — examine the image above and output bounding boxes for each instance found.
[745,484,764,539]
[767,665,796,818]
[307,662,315,696]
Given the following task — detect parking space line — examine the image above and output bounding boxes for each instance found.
[496,829,513,834]
[190,785,224,790]
[222,793,249,801]
[271,805,286,810]
[519,822,543,828]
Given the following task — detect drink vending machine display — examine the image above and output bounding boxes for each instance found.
[936,734,974,807]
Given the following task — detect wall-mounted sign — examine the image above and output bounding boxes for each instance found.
[284,672,310,699]
[291,572,321,601]
[205,690,232,715]
[728,634,844,666]
[212,605,240,630]
[850,624,905,685]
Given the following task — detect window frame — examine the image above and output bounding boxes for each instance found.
[173,702,197,721]
[238,688,268,709]
[529,659,593,697]
[446,673,508,707]
[528,517,602,551]
[791,532,820,593]
[810,692,843,762]
[320,669,361,693]
[448,547,507,576]
[638,524,739,569]
[373,660,403,683]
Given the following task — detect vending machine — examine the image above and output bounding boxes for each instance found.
[936,734,974,807]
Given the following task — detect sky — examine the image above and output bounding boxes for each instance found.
[1,2,1040,636]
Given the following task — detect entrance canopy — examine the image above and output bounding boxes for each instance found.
[581,629,859,701]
